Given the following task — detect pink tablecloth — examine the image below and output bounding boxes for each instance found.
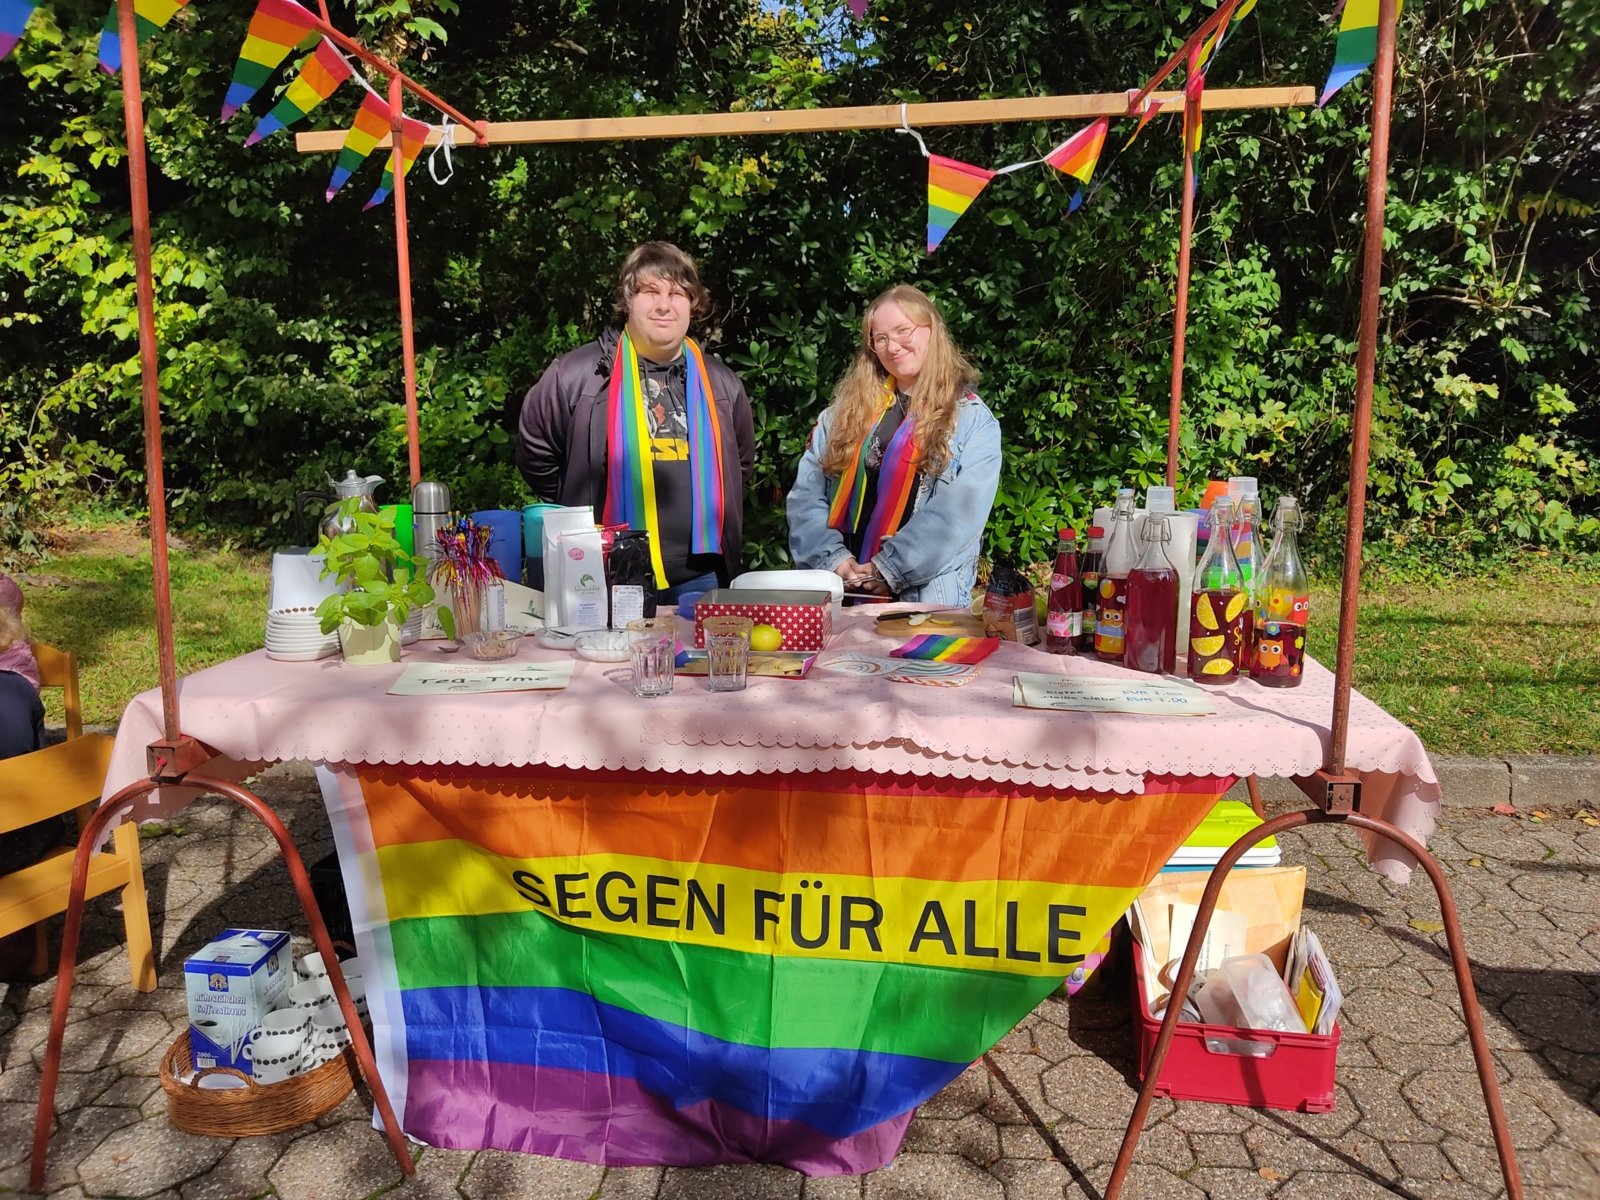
[105,610,1441,880]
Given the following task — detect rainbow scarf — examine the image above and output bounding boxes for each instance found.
[826,384,919,563]
[323,765,1231,1172]
[603,333,725,589]
[96,0,191,74]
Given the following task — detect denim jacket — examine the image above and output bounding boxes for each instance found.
[787,395,1002,606]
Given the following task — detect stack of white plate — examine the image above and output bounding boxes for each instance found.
[265,607,340,661]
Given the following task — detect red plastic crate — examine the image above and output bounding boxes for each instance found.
[1131,934,1340,1113]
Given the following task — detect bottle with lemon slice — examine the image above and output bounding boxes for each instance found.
[1188,498,1249,683]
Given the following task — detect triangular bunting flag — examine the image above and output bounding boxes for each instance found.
[1320,0,1401,107]
[1,0,38,63]
[326,91,392,200]
[1195,0,1256,75]
[246,40,352,145]
[96,0,191,74]
[1044,117,1108,214]
[222,0,322,120]
[926,154,995,253]
[363,113,432,210]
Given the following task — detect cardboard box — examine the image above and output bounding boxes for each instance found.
[694,589,833,651]
[184,928,293,1074]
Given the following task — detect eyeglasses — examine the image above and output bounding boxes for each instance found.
[869,324,926,352]
[635,281,691,305]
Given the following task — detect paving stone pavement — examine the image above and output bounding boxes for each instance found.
[3,763,1596,1199]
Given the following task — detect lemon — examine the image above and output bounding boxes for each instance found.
[750,623,783,652]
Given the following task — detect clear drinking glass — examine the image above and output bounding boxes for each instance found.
[626,617,677,699]
[702,615,753,693]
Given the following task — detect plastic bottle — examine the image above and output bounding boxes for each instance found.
[1189,498,1249,683]
[1044,527,1082,654]
[1077,525,1105,652]
[1124,513,1178,674]
[1250,495,1309,687]
[1095,490,1138,662]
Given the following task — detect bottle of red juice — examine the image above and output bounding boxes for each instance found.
[1124,513,1178,674]
[1077,525,1104,652]
[1095,491,1138,662]
[1044,527,1082,654]
[1189,498,1248,682]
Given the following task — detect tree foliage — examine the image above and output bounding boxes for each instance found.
[1,0,1596,565]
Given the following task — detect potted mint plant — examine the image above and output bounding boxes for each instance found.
[313,499,434,664]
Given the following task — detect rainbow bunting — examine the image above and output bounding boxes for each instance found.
[221,0,321,121]
[363,112,432,209]
[926,154,995,254]
[246,40,352,145]
[325,91,391,200]
[96,0,191,74]
[322,765,1230,1170]
[1320,0,1401,107]
[0,0,37,62]
[889,635,1000,665]
[1044,117,1108,214]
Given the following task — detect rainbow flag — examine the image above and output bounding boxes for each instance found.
[246,40,351,145]
[363,112,432,209]
[96,0,191,74]
[1320,0,1401,107]
[890,635,999,665]
[1044,118,1108,214]
[325,91,391,200]
[322,764,1231,1171]
[1,0,36,62]
[221,0,321,121]
[926,154,995,253]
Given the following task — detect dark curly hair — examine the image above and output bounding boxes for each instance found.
[613,241,712,323]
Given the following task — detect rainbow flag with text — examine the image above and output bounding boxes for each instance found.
[322,765,1229,1173]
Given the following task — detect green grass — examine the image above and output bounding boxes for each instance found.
[12,521,1599,756]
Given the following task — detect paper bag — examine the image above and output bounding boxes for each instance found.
[1132,865,1306,1007]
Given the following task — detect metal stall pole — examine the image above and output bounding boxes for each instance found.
[1107,0,1524,1193]
[388,74,423,488]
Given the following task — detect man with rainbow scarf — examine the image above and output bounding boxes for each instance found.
[515,243,756,599]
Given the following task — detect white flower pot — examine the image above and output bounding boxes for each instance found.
[337,617,401,664]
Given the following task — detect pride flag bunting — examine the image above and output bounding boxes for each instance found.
[221,0,321,120]
[0,0,37,62]
[323,765,1230,1170]
[325,91,391,200]
[363,112,431,209]
[247,40,351,145]
[1320,0,1401,107]
[926,154,995,253]
[1044,117,1108,214]
[96,0,191,74]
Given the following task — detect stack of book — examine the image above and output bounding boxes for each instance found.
[1162,800,1281,872]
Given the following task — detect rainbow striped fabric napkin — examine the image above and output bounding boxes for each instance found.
[890,634,1000,665]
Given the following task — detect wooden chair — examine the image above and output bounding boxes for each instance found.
[0,644,156,990]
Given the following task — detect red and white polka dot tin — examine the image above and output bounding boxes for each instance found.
[692,589,834,651]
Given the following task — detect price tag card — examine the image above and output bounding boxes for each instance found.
[387,660,574,696]
[1011,672,1217,716]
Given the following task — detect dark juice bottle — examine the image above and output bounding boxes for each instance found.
[1189,499,1248,682]
[1124,513,1178,674]
[1077,525,1104,652]
[1044,527,1082,654]
[1250,495,1309,687]
[1095,491,1138,662]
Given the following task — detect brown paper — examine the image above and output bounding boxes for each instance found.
[1132,865,1306,1004]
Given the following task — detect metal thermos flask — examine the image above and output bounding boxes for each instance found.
[412,481,451,568]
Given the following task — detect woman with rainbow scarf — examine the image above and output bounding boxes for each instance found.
[516,243,756,601]
[788,285,1001,606]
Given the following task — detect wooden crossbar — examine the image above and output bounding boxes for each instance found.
[293,85,1314,153]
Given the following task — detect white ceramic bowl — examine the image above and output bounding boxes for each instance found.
[574,630,629,662]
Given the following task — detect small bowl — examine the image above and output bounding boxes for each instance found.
[574,630,630,662]
[463,630,519,660]
[674,590,707,619]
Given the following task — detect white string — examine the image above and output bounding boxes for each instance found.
[428,115,457,184]
[328,38,385,103]
[894,102,930,158]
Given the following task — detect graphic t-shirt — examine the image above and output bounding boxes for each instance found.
[844,392,920,564]
[638,355,715,586]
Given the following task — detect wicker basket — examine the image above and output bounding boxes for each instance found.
[159,1030,356,1137]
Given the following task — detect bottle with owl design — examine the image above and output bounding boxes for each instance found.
[1189,499,1249,683]
[1250,495,1309,687]
[1094,490,1138,662]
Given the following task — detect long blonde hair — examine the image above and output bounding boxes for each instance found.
[0,605,24,654]
[820,285,979,481]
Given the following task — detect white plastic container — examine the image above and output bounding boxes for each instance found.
[1195,952,1305,1056]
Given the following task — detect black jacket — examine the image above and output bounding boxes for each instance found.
[515,326,757,576]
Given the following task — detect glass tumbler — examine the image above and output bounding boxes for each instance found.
[626,617,677,699]
[702,615,753,693]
